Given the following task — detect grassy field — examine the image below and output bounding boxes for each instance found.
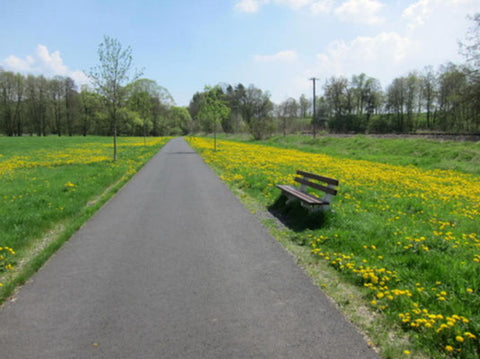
[0,136,170,301]
[188,136,480,359]
[218,134,480,176]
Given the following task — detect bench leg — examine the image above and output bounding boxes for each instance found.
[281,193,297,205]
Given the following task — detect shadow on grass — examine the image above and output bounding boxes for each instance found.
[268,195,329,233]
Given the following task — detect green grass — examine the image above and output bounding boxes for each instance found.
[218,133,480,176]
[0,136,170,302]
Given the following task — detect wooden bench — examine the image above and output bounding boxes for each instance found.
[276,170,339,212]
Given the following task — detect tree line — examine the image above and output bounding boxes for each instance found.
[321,63,479,134]
[185,58,479,140]
[0,71,192,137]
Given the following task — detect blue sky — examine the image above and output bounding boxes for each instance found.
[1,0,479,106]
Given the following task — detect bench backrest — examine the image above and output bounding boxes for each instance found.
[295,170,339,203]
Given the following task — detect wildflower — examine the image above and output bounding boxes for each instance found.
[456,336,464,343]
[464,332,476,339]
[445,345,454,352]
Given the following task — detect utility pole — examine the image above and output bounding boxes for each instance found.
[310,77,319,138]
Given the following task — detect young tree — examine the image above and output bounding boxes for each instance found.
[89,36,140,160]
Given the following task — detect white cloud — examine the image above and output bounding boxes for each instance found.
[309,32,413,86]
[234,0,269,13]
[311,0,335,15]
[253,50,299,62]
[402,0,478,30]
[69,70,91,86]
[1,45,90,86]
[238,0,480,102]
[3,55,35,72]
[234,0,336,14]
[276,0,313,9]
[400,0,480,66]
[334,0,385,25]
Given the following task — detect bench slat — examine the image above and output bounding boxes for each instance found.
[276,185,327,205]
[278,186,325,205]
[296,170,339,186]
[294,177,338,196]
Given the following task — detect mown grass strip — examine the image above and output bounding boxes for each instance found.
[188,136,480,359]
[0,136,171,303]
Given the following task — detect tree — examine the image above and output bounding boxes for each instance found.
[223,84,244,133]
[168,106,193,135]
[324,76,348,117]
[238,85,274,140]
[386,77,406,132]
[79,85,102,136]
[197,86,230,150]
[315,97,329,130]
[49,76,65,136]
[437,63,468,131]
[299,94,311,118]
[89,36,140,161]
[0,70,16,136]
[126,78,174,141]
[277,97,298,136]
[460,13,480,75]
[460,13,480,131]
[421,66,437,129]
[405,72,420,131]
[64,77,77,136]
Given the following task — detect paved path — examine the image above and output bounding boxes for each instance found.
[0,138,379,358]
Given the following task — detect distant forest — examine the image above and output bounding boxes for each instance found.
[1,14,478,138]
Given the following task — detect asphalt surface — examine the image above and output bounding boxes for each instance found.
[0,138,379,358]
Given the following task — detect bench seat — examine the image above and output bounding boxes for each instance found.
[276,185,328,206]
